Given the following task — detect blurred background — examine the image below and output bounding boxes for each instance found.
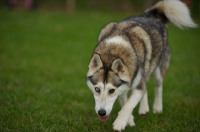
[2,0,200,15]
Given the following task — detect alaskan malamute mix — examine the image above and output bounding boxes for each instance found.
[86,0,197,131]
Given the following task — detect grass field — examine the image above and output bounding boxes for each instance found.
[0,9,200,132]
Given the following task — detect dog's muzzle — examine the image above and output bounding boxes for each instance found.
[98,109,106,116]
[98,109,109,122]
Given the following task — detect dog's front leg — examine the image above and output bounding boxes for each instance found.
[118,91,135,127]
[113,89,144,131]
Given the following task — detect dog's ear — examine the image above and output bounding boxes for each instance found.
[111,59,125,74]
[87,54,103,76]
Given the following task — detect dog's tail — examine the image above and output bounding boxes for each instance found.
[145,0,197,29]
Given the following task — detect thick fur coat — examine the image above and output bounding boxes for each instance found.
[86,0,197,131]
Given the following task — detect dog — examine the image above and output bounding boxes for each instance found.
[86,0,197,131]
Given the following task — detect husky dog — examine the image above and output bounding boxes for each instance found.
[86,0,197,131]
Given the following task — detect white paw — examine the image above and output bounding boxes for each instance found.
[113,117,127,132]
[139,103,149,115]
[153,102,162,114]
[127,115,135,127]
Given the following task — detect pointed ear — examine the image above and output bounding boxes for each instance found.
[87,54,103,76]
[111,59,125,74]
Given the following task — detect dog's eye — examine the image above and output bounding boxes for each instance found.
[109,89,115,94]
[95,87,100,93]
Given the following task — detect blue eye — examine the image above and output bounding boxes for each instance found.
[95,87,100,93]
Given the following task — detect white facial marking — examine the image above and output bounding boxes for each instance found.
[89,82,130,117]
[90,83,118,116]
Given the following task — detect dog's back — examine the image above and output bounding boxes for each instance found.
[95,0,197,80]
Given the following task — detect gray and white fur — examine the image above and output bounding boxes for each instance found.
[86,0,197,131]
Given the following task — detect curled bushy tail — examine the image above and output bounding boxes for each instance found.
[145,0,197,29]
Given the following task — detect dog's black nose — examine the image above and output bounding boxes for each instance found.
[98,109,106,116]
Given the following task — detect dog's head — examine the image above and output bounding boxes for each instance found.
[86,54,130,121]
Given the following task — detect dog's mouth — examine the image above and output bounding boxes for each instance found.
[99,116,109,122]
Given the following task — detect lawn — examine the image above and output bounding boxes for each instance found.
[0,9,200,132]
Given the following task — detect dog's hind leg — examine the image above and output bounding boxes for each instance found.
[153,47,171,114]
[118,92,135,127]
[139,90,149,115]
[153,67,163,113]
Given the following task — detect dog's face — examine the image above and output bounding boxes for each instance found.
[86,54,130,121]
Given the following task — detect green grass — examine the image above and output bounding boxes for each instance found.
[0,9,200,132]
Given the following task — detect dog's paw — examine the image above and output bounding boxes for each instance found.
[127,115,135,127]
[153,102,162,114]
[139,103,149,116]
[113,118,127,132]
